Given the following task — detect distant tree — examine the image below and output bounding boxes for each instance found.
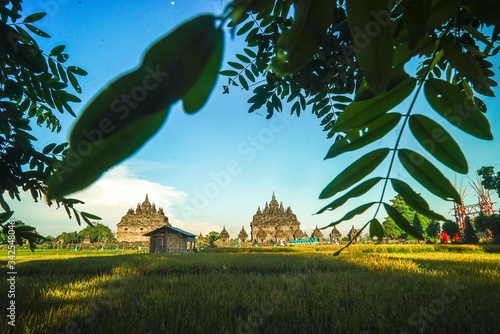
[204,231,221,247]
[474,213,500,241]
[442,220,460,239]
[478,167,500,197]
[77,223,115,243]
[463,216,479,244]
[57,231,78,244]
[426,221,441,243]
[41,235,55,244]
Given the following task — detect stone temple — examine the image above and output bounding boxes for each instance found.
[250,192,306,244]
[116,194,170,243]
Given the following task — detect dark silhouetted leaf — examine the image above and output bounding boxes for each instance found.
[236,21,254,36]
[23,12,46,23]
[443,41,494,97]
[220,70,238,76]
[42,143,56,154]
[391,179,447,221]
[369,218,384,240]
[25,24,50,38]
[320,148,390,199]
[424,78,493,140]
[398,149,461,203]
[322,202,376,229]
[384,203,424,239]
[347,0,394,94]
[332,77,416,132]
[316,177,382,214]
[67,66,88,76]
[409,114,468,174]
[271,0,335,76]
[326,113,401,159]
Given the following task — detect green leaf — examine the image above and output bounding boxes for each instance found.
[67,66,88,76]
[182,27,224,113]
[80,213,94,227]
[52,143,67,154]
[409,114,468,174]
[402,0,431,49]
[239,75,249,90]
[442,41,494,97]
[25,24,50,38]
[424,78,493,140]
[236,21,254,36]
[398,149,461,203]
[73,208,81,226]
[425,0,460,31]
[81,211,102,220]
[244,48,256,58]
[57,63,67,83]
[316,177,382,214]
[346,0,394,94]
[320,148,390,199]
[48,15,220,198]
[220,70,238,77]
[245,69,255,82]
[50,45,65,56]
[48,57,58,78]
[228,61,244,70]
[466,0,500,26]
[24,12,46,23]
[0,211,14,223]
[42,143,56,154]
[58,91,81,103]
[369,218,384,240]
[322,202,376,229]
[384,203,424,240]
[391,179,447,221]
[67,71,82,94]
[271,0,335,76]
[326,113,401,159]
[236,54,251,63]
[332,77,416,132]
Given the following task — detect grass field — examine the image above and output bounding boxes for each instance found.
[1,244,499,333]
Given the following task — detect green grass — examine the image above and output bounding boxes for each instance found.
[1,245,499,333]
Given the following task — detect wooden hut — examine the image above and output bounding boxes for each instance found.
[144,225,197,253]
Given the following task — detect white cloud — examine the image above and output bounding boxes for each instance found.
[9,162,218,237]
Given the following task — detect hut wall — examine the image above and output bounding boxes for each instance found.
[149,233,188,253]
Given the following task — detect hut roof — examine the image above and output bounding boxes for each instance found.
[143,225,197,237]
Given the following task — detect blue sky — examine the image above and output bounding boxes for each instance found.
[11,0,500,238]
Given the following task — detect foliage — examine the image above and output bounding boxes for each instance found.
[382,195,431,239]
[42,0,499,254]
[204,231,221,246]
[56,231,78,244]
[0,220,39,246]
[426,220,441,242]
[474,213,500,240]
[77,223,116,243]
[442,219,460,238]
[463,216,479,244]
[478,166,500,197]
[0,0,101,249]
[1,247,499,333]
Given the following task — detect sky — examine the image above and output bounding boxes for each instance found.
[10,0,500,238]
